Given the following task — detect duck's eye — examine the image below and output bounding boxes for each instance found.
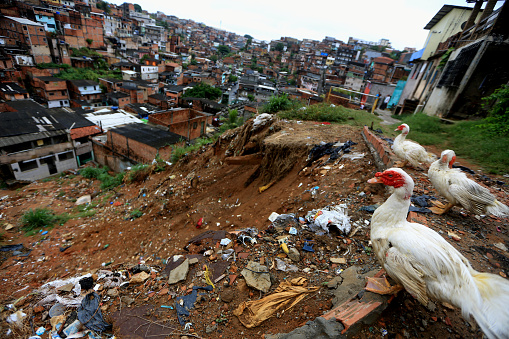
[388,174,393,178]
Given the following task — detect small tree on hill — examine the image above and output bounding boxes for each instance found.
[183,83,222,100]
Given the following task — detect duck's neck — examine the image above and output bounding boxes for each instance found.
[395,133,407,143]
[371,186,412,234]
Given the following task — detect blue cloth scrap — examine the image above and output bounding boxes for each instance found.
[176,285,213,325]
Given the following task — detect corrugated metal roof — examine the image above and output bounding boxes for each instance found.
[5,16,44,26]
[424,5,477,30]
[110,124,182,149]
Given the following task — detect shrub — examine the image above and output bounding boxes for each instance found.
[479,84,509,136]
[278,103,349,123]
[20,208,56,231]
[262,93,294,113]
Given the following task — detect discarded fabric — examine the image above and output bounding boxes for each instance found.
[175,286,213,325]
[306,140,357,165]
[411,195,437,208]
[77,292,110,332]
[408,206,431,213]
[359,205,379,213]
[234,277,319,328]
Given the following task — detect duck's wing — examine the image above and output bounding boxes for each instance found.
[377,223,470,306]
[448,179,495,214]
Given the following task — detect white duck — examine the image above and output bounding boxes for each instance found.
[367,168,509,339]
[392,123,436,169]
[428,149,509,217]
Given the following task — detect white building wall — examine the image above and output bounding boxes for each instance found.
[11,150,77,181]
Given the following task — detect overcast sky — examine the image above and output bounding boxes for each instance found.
[109,0,481,50]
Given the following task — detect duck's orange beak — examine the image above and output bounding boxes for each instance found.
[368,172,384,184]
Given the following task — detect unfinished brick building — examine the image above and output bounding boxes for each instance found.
[148,108,212,141]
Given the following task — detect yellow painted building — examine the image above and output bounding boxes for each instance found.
[421,5,483,60]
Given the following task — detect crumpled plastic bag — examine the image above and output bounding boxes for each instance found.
[77,292,110,333]
[233,277,319,328]
[252,113,274,131]
[275,258,298,272]
[306,204,351,235]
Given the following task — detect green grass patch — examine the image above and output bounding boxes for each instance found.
[277,102,389,133]
[130,209,143,219]
[80,166,125,190]
[171,137,214,163]
[20,208,64,235]
[392,113,509,174]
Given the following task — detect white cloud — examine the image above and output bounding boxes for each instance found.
[109,0,476,50]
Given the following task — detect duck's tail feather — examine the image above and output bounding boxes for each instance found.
[470,271,509,339]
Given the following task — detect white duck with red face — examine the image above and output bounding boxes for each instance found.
[392,123,436,169]
[428,149,509,217]
[368,168,509,339]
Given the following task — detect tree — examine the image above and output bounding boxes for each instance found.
[244,34,253,39]
[228,75,238,83]
[209,55,218,62]
[274,42,284,52]
[86,38,93,45]
[96,1,111,14]
[217,45,231,56]
[156,20,168,29]
[247,94,255,102]
[134,4,142,12]
[140,54,150,63]
[190,59,197,65]
[183,83,222,100]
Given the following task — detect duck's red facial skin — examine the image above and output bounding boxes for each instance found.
[396,125,404,131]
[374,170,406,188]
[448,155,456,169]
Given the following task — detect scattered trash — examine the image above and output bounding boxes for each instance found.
[306,204,351,235]
[75,195,92,205]
[359,205,378,213]
[6,310,26,327]
[408,206,431,213]
[411,195,437,208]
[252,113,274,131]
[494,242,508,252]
[275,258,298,272]
[234,277,319,328]
[268,212,280,222]
[302,241,314,252]
[175,286,213,325]
[306,140,357,165]
[288,227,297,235]
[77,292,110,332]
[342,152,365,160]
[220,238,232,246]
[196,217,203,229]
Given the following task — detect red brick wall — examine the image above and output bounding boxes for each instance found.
[362,126,396,168]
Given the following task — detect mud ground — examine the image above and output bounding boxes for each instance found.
[0,119,507,338]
